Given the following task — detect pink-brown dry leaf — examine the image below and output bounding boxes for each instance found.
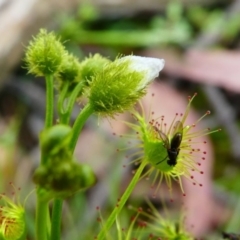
[147,49,240,92]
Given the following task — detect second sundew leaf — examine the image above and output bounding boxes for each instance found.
[124,93,221,195]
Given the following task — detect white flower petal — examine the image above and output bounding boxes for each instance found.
[118,55,165,90]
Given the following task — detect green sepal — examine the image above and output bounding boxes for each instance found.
[33,161,96,200]
[40,125,72,156]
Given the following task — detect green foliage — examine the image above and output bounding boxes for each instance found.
[13,1,237,236]
[23,27,165,239]
[187,5,240,44]
[58,1,240,51]
[58,2,192,48]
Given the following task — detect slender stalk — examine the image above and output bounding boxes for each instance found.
[36,74,54,239]
[116,218,122,240]
[47,80,70,240]
[58,81,85,125]
[51,199,63,240]
[69,103,94,153]
[63,81,85,124]
[36,195,49,240]
[97,160,147,240]
[57,82,69,124]
[45,75,54,129]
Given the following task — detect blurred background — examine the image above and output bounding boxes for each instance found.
[1,0,240,239]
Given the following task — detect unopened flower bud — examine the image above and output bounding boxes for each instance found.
[33,158,96,199]
[58,54,81,83]
[88,55,164,116]
[25,29,66,76]
[40,125,72,156]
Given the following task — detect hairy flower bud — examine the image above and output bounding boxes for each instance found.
[56,53,83,97]
[88,55,164,116]
[33,160,96,199]
[25,29,66,76]
[40,125,72,156]
[58,54,81,83]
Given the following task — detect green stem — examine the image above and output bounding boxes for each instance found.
[57,82,69,123]
[58,81,85,125]
[51,199,63,240]
[36,74,54,239]
[36,194,49,240]
[49,104,93,239]
[69,103,94,153]
[45,75,54,129]
[64,81,85,124]
[48,82,89,239]
[97,160,147,240]
[38,74,54,162]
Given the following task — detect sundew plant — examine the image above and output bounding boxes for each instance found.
[2,28,219,240]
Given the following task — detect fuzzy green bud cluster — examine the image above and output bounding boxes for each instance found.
[33,125,96,199]
[88,56,165,116]
[25,29,67,76]
[57,53,111,97]
[25,29,165,118]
